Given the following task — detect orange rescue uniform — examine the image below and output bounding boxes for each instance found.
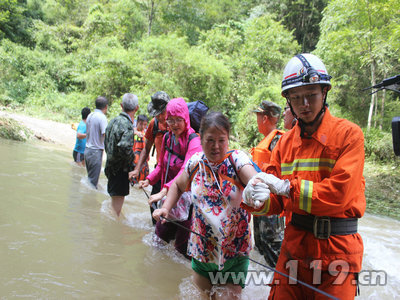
[132,132,149,183]
[250,129,285,171]
[242,109,366,299]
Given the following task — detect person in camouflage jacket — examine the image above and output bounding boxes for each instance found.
[104,93,139,216]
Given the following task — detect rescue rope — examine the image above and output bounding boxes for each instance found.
[141,188,339,300]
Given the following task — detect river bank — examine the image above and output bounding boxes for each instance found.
[1,108,399,220]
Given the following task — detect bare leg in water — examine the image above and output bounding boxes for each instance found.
[192,272,242,300]
[111,196,125,217]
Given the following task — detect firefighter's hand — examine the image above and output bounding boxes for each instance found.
[255,173,290,197]
[243,181,270,208]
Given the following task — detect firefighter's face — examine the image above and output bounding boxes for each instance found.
[287,85,326,123]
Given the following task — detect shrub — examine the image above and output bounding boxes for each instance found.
[363,128,398,163]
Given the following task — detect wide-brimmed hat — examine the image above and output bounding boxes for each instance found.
[147,91,170,117]
[253,100,281,118]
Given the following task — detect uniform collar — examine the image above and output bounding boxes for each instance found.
[120,111,133,123]
[293,108,332,147]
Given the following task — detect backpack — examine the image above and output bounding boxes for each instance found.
[152,118,168,139]
[187,100,209,133]
[151,100,209,138]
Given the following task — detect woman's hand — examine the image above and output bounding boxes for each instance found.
[152,207,170,223]
[148,192,164,205]
[138,179,150,188]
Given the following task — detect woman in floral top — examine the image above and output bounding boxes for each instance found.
[153,111,258,299]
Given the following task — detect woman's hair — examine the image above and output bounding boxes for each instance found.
[199,111,230,137]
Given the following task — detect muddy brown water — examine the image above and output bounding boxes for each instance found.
[0,138,399,299]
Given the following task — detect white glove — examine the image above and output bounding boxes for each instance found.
[253,172,290,197]
[243,181,270,208]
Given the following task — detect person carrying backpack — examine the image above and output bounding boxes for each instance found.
[139,98,202,258]
[129,91,170,224]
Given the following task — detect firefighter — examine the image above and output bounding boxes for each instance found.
[250,101,285,267]
[242,53,366,299]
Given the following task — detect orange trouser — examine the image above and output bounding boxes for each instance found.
[268,258,358,300]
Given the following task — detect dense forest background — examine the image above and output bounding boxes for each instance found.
[1,0,400,161]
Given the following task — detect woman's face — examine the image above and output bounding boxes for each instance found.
[201,127,229,163]
[166,116,185,137]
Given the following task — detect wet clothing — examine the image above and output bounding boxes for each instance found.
[242,109,365,298]
[185,150,252,270]
[84,109,107,188]
[73,150,84,163]
[269,262,358,299]
[73,120,87,154]
[155,214,192,258]
[147,98,202,255]
[84,148,103,188]
[191,256,250,289]
[250,129,285,267]
[104,112,135,196]
[145,118,168,163]
[107,170,130,197]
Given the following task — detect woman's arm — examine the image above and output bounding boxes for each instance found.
[153,170,190,223]
[163,135,202,190]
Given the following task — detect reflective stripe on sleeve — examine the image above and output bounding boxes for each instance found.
[281,158,335,175]
[299,180,313,213]
[251,200,270,216]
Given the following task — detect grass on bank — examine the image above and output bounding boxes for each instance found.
[364,160,400,220]
[0,116,32,141]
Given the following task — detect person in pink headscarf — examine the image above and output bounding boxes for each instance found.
[139,98,202,258]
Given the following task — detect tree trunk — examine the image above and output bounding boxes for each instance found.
[147,0,155,36]
[380,88,386,130]
[374,93,377,128]
[367,60,376,130]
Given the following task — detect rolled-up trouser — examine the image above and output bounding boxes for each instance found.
[155,217,191,259]
[84,148,103,188]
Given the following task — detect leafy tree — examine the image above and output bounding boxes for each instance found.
[130,34,232,109]
[316,0,400,130]
[254,0,328,52]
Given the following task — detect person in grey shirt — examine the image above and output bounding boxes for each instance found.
[84,96,108,188]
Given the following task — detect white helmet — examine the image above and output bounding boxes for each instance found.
[281,53,332,95]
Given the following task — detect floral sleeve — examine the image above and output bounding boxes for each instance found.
[230,150,252,172]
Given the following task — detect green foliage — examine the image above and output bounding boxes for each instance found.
[363,127,398,163]
[233,15,299,147]
[253,0,328,52]
[316,0,400,128]
[0,0,398,166]
[364,161,400,220]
